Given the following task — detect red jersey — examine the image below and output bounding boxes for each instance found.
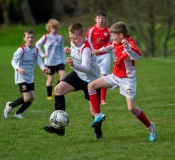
[86,25,111,56]
[99,35,142,78]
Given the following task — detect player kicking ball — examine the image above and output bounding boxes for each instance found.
[44,22,104,139]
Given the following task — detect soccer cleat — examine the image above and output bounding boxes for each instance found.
[46,96,54,100]
[14,113,24,119]
[147,122,157,142]
[44,126,65,136]
[101,100,107,105]
[94,131,104,140]
[91,113,105,128]
[4,102,12,118]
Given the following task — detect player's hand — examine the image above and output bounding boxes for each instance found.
[17,67,25,74]
[121,39,129,47]
[66,57,74,67]
[92,49,100,55]
[64,47,71,54]
[43,53,47,58]
[43,67,48,74]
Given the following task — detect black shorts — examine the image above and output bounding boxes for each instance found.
[62,71,100,100]
[46,64,65,75]
[18,82,34,93]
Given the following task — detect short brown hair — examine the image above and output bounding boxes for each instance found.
[110,22,128,36]
[95,10,106,18]
[45,18,60,32]
[68,22,84,35]
[23,28,36,37]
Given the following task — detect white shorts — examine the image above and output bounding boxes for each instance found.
[96,53,111,75]
[102,73,136,99]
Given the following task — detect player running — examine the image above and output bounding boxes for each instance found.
[88,22,157,142]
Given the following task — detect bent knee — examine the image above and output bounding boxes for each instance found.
[128,107,138,114]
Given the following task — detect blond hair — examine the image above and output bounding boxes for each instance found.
[45,18,60,32]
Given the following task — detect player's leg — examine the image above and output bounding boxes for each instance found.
[4,82,26,118]
[54,81,74,110]
[98,53,110,105]
[89,101,104,140]
[121,77,157,142]
[88,77,110,127]
[44,72,76,136]
[57,64,66,81]
[100,73,107,105]
[46,74,54,100]
[14,83,35,119]
[126,98,157,142]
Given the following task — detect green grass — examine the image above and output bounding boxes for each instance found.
[0,47,175,160]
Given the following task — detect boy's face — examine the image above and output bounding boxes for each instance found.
[69,31,84,47]
[50,27,57,35]
[95,15,106,27]
[23,33,35,47]
[111,33,124,44]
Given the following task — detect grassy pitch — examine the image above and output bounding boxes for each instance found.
[0,47,175,160]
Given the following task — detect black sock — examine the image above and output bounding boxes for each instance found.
[46,86,52,96]
[55,95,65,111]
[92,116,102,134]
[10,97,24,108]
[16,102,32,114]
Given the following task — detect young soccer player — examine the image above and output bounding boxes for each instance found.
[4,28,48,119]
[88,22,157,142]
[36,18,66,100]
[44,22,103,139]
[86,10,115,105]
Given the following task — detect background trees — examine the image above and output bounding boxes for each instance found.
[0,0,175,57]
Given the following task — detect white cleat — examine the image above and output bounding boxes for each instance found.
[4,102,12,118]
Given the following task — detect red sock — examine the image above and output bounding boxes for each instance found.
[89,90,100,114]
[134,108,151,128]
[101,88,107,101]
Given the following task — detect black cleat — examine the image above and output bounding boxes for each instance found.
[94,131,104,140]
[44,126,65,136]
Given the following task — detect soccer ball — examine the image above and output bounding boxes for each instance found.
[50,110,69,129]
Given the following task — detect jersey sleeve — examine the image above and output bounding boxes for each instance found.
[35,35,45,57]
[86,27,94,49]
[73,47,91,72]
[59,37,66,64]
[124,41,142,60]
[99,41,114,53]
[11,48,23,70]
[36,52,45,70]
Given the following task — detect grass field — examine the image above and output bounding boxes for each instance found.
[0,47,175,160]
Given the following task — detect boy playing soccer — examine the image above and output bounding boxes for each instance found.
[88,21,157,142]
[4,28,48,119]
[44,22,103,139]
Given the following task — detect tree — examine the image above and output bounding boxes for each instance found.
[20,0,36,25]
[0,0,11,25]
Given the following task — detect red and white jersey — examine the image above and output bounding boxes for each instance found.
[99,35,142,78]
[70,38,100,82]
[36,33,65,66]
[86,25,111,56]
[11,45,45,84]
